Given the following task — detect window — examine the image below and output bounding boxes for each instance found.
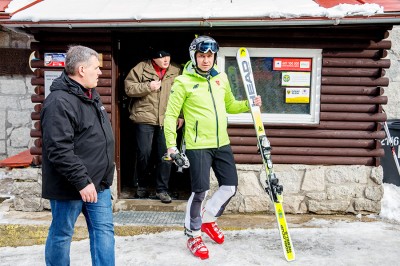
[217,47,322,124]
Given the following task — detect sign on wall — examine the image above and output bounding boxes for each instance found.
[44,71,62,97]
[44,53,66,67]
[273,58,312,71]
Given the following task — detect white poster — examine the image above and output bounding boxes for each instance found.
[281,72,311,87]
[44,71,62,98]
[285,87,310,103]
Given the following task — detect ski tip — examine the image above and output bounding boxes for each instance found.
[237,47,248,58]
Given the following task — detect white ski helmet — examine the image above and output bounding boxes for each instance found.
[189,35,219,68]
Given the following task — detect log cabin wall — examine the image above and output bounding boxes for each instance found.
[208,26,391,167]
[28,31,115,166]
[27,25,391,169]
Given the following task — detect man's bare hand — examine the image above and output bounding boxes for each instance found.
[79,183,97,203]
[177,118,184,129]
[150,80,161,92]
[254,95,262,106]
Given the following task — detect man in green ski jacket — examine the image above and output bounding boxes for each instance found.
[164,35,262,260]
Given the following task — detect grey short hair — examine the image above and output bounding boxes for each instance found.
[65,45,99,75]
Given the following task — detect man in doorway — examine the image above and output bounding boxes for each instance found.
[124,49,182,203]
[41,45,116,266]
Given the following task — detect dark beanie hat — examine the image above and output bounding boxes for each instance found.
[152,50,170,59]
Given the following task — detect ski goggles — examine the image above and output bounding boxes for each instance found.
[196,41,219,54]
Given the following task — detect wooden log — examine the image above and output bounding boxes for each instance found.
[224,39,391,50]
[31,94,44,103]
[321,95,387,104]
[320,112,386,122]
[34,86,45,95]
[101,61,112,70]
[322,58,390,68]
[322,49,383,58]
[317,121,376,130]
[35,84,110,96]
[34,138,42,148]
[228,128,385,139]
[231,146,384,157]
[31,112,40,121]
[99,70,112,78]
[34,34,112,43]
[97,78,111,87]
[321,86,382,95]
[33,121,41,130]
[30,43,112,52]
[213,29,389,40]
[34,104,42,113]
[104,104,111,113]
[34,52,112,62]
[322,67,381,77]
[320,104,377,113]
[321,76,389,86]
[230,137,376,148]
[31,77,44,86]
[30,59,112,70]
[320,95,387,104]
[96,87,112,96]
[30,146,42,156]
[30,129,41,138]
[33,68,111,78]
[100,96,111,104]
[229,121,378,131]
[234,154,375,165]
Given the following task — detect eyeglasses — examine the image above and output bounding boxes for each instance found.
[196,41,219,54]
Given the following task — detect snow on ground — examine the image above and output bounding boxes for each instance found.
[0,183,399,266]
[0,220,399,266]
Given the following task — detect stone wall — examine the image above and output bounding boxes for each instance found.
[385,26,400,119]
[1,164,383,214]
[0,26,35,160]
[0,167,118,212]
[212,164,383,214]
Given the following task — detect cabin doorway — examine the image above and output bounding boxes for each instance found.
[116,31,195,200]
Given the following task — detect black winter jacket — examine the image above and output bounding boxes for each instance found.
[40,71,115,200]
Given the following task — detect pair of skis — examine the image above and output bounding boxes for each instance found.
[237,48,295,262]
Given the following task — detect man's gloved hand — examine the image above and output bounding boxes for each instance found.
[170,153,190,169]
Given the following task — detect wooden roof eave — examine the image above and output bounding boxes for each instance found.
[1,13,400,29]
[0,13,10,19]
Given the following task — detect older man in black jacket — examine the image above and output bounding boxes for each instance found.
[40,45,115,266]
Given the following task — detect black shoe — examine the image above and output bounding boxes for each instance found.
[136,187,149,198]
[156,192,172,203]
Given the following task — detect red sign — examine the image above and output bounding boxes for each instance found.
[44,53,66,67]
[273,58,312,71]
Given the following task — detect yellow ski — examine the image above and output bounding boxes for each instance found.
[236,47,295,261]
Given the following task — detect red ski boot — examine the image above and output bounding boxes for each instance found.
[201,222,224,244]
[187,236,209,260]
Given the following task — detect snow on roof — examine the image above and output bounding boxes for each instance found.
[3,0,385,22]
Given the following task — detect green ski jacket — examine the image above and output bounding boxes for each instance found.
[164,61,250,150]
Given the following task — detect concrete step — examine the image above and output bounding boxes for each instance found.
[113,198,187,212]
[1,206,377,248]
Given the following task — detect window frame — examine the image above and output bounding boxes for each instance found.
[217,47,322,125]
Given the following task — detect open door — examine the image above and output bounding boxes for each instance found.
[116,31,194,200]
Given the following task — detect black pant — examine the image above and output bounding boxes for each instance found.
[186,145,238,192]
[135,123,171,192]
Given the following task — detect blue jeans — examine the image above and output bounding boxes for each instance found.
[45,189,115,266]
